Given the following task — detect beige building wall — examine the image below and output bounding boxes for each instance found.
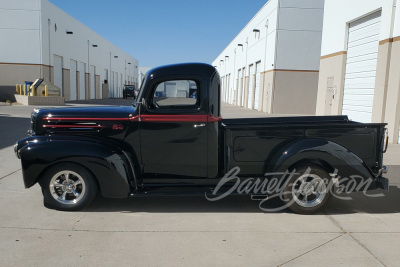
[102,83,109,99]
[76,71,81,100]
[0,63,54,101]
[62,69,70,101]
[272,70,319,115]
[95,75,101,99]
[384,38,400,143]
[261,71,275,113]
[85,73,90,100]
[316,52,347,116]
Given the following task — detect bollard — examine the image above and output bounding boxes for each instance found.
[23,85,26,96]
[16,84,19,94]
[32,86,36,96]
[45,85,48,97]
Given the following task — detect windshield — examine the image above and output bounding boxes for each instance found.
[124,86,135,91]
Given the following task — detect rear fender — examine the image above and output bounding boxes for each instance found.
[18,136,136,198]
[268,138,377,190]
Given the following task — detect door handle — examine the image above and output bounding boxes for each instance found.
[194,123,206,128]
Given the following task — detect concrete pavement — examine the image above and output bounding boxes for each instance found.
[0,100,399,266]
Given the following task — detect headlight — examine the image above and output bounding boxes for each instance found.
[14,142,20,159]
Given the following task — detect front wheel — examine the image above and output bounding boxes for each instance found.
[283,166,331,215]
[40,163,98,211]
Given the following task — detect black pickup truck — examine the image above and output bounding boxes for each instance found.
[14,63,389,214]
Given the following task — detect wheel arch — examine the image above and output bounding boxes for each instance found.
[18,137,136,198]
[268,138,377,191]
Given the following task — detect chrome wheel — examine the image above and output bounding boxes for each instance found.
[49,170,86,205]
[292,173,327,208]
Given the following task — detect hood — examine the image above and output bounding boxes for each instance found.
[30,106,136,138]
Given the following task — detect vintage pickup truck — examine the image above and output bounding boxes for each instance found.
[14,63,389,214]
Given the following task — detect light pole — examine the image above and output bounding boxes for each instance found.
[127,62,131,85]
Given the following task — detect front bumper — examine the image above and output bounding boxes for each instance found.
[14,141,20,159]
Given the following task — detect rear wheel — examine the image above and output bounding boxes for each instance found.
[283,166,331,214]
[40,163,97,211]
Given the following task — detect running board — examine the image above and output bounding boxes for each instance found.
[250,195,268,201]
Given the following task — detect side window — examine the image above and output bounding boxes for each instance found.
[153,80,199,108]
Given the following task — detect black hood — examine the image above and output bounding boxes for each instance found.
[30,106,136,138]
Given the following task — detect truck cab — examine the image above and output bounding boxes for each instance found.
[132,63,221,181]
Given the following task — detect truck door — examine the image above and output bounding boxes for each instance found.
[139,79,208,179]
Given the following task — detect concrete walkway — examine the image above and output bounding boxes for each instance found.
[0,100,399,266]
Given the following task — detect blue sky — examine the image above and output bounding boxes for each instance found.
[49,0,267,67]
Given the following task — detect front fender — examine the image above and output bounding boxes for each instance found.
[268,138,377,190]
[17,136,133,198]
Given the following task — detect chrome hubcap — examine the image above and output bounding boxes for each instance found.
[292,174,327,208]
[49,170,86,205]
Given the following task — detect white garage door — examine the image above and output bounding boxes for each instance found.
[110,71,114,98]
[114,72,118,98]
[228,74,232,104]
[53,55,63,94]
[247,64,254,109]
[241,68,245,106]
[70,60,77,100]
[237,69,242,106]
[79,62,86,100]
[90,65,95,99]
[254,61,261,110]
[342,11,381,123]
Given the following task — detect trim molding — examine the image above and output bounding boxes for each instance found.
[379,38,393,45]
[0,62,52,68]
[379,36,400,45]
[261,69,319,74]
[320,51,347,60]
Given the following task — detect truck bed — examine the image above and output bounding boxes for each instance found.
[222,115,386,176]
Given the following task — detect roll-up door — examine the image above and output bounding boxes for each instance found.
[110,71,114,98]
[342,11,381,123]
[90,65,95,99]
[79,62,86,100]
[237,69,242,106]
[228,74,232,104]
[241,68,245,106]
[114,72,118,98]
[70,60,77,100]
[247,64,254,109]
[53,55,63,94]
[254,61,261,110]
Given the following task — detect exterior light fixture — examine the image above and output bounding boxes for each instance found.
[128,62,131,64]
[237,44,243,47]
[253,29,260,38]
[114,56,118,58]
[225,56,229,59]
[66,31,73,34]
[92,44,98,47]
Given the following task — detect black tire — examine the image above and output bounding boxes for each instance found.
[283,165,331,215]
[39,163,98,211]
